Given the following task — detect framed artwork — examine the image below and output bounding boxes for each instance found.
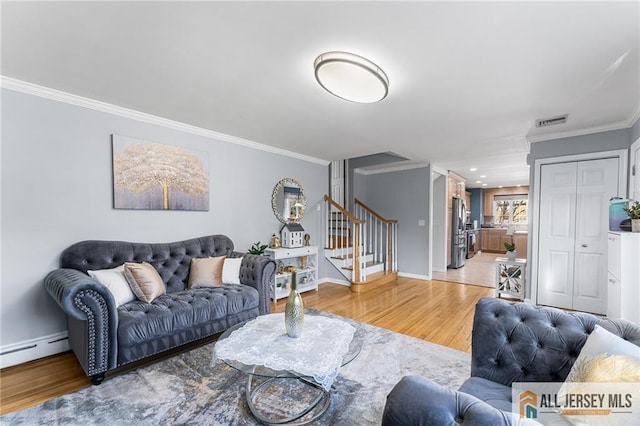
[112,135,209,211]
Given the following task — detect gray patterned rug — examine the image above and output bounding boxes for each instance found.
[2,309,471,425]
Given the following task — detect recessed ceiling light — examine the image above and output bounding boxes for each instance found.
[482,183,488,187]
[476,180,482,184]
[517,184,521,187]
[499,185,503,188]
[480,175,487,178]
[470,167,477,172]
[314,51,389,103]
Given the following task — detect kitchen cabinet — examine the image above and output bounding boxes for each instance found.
[483,189,495,217]
[480,229,528,257]
[607,232,640,323]
[447,172,466,208]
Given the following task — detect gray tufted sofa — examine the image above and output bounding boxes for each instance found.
[44,234,275,385]
[382,297,640,425]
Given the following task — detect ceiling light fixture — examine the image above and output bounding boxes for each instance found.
[470,168,478,172]
[314,51,389,103]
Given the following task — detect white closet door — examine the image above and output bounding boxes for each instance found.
[572,158,619,313]
[538,162,577,310]
[631,139,640,201]
[537,158,619,314]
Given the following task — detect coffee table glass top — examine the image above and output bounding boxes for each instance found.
[215,313,364,384]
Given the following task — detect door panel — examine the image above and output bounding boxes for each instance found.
[572,158,618,314]
[538,163,576,309]
[538,158,619,314]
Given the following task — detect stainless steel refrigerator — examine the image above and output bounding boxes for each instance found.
[449,197,467,269]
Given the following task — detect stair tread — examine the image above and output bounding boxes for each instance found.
[342,260,384,271]
[330,253,373,260]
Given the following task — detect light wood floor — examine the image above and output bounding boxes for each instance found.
[0,278,493,415]
[432,252,502,288]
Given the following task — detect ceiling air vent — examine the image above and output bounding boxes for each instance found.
[535,114,568,128]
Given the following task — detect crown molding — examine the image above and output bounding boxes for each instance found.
[0,76,330,166]
[526,109,639,144]
[354,160,429,175]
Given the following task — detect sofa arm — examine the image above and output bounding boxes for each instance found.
[232,252,276,315]
[44,268,118,377]
[382,376,540,426]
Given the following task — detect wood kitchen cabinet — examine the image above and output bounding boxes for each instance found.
[447,172,466,208]
[482,186,529,218]
[480,229,528,258]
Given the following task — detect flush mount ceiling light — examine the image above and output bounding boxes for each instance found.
[314,51,389,103]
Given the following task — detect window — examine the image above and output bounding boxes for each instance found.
[494,196,527,225]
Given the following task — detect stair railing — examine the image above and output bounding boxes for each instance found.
[354,198,398,273]
[323,195,366,283]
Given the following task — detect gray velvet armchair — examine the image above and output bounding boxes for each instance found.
[382,297,640,425]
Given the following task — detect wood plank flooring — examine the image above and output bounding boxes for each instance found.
[0,278,493,415]
[432,251,502,288]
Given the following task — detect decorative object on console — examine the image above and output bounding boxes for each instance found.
[281,222,305,248]
[284,270,304,338]
[504,226,516,260]
[299,255,308,270]
[269,233,281,248]
[112,135,209,211]
[247,241,268,255]
[304,233,311,246]
[624,200,640,232]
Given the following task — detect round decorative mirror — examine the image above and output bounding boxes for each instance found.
[272,178,306,224]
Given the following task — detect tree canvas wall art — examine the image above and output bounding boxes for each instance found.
[113,135,209,211]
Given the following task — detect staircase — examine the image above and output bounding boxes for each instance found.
[323,195,398,292]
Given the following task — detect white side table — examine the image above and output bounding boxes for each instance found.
[495,257,526,300]
[264,246,318,301]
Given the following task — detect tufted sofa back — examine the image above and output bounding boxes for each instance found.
[60,235,236,293]
[471,298,640,387]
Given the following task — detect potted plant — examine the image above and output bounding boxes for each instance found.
[247,241,268,255]
[624,200,640,232]
[504,238,517,261]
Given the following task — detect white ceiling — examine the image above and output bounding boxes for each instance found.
[2,1,639,188]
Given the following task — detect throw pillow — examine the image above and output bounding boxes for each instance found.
[123,262,166,303]
[222,257,243,285]
[87,265,136,307]
[566,324,640,383]
[568,354,640,383]
[188,256,226,288]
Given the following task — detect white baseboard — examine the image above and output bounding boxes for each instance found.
[0,332,70,369]
[319,277,351,286]
[398,272,431,280]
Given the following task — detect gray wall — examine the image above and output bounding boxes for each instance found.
[528,128,632,198]
[1,88,328,347]
[357,167,431,277]
[631,117,640,144]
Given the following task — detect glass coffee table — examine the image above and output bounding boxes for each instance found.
[215,313,363,425]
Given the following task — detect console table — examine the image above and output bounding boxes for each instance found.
[265,246,318,301]
[495,257,526,300]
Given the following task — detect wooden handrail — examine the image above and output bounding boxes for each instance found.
[323,195,363,224]
[354,198,398,224]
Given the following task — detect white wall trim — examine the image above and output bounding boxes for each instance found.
[527,117,635,144]
[354,161,429,175]
[398,271,430,280]
[0,331,70,369]
[319,277,351,286]
[529,149,629,306]
[0,76,329,166]
[630,137,640,200]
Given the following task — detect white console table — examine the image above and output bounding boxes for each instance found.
[264,246,318,301]
[495,257,526,300]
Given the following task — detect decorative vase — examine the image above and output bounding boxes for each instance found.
[632,219,640,233]
[299,255,308,270]
[507,250,517,261]
[285,270,304,338]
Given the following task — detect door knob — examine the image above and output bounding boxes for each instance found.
[581,244,588,248]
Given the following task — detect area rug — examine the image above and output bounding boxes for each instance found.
[2,309,471,425]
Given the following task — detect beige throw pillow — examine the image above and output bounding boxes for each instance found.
[188,256,226,288]
[123,262,166,303]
